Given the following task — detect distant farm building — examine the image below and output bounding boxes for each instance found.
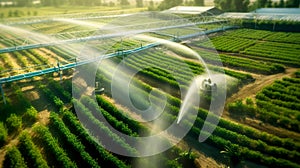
[165,6,223,16]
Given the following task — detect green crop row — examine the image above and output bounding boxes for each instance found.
[224,28,300,44]
[38,84,64,109]
[47,79,72,103]
[62,110,129,168]
[81,96,138,137]
[191,110,300,164]
[196,36,256,53]
[33,125,77,168]
[48,46,75,61]
[49,112,100,168]
[129,52,197,82]
[27,49,48,65]
[18,132,49,168]
[72,99,138,156]
[3,146,28,168]
[257,92,300,111]
[241,42,300,66]
[96,59,300,166]
[265,32,300,44]
[96,95,149,135]
[224,29,273,40]
[193,49,285,75]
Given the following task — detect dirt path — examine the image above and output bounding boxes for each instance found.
[225,67,299,104]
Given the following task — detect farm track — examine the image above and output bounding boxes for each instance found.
[225,67,298,103]
[223,67,300,140]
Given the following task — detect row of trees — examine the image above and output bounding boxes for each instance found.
[214,0,249,12]
[252,0,300,8]
[215,0,299,12]
[49,112,100,168]
[62,110,130,167]
[5,0,142,7]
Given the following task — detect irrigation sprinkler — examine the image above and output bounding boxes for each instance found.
[201,78,217,93]
[94,81,104,94]
[57,61,63,82]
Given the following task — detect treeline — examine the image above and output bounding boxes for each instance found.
[215,0,299,12]
[4,0,133,7]
[238,20,300,32]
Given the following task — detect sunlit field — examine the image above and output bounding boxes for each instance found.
[0,0,299,168]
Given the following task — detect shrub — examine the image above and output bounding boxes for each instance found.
[18,132,49,168]
[53,96,64,109]
[6,114,22,133]
[245,98,254,106]
[24,106,38,122]
[3,146,27,168]
[0,122,7,146]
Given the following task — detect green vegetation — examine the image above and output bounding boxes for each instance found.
[97,51,299,167]
[24,106,38,122]
[18,132,49,168]
[62,110,129,168]
[196,35,256,52]
[0,122,7,146]
[0,7,299,168]
[196,29,300,67]
[229,73,300,132]
[193,49,285,75]
[49,112,100,168]
[6,114,22,133]
[0,6,145,19]
[72,98,138,156]
[33,125,77,168]
[214,0,249,12]
[3,146,28,168]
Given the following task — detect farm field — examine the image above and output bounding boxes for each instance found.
[0,7,299,168]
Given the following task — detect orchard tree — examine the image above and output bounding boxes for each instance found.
[194,0,204,6]
[286,0,300,7]
[214,0,249,12]
[234,0,249,12]
[15,0,31,7]
[158,0,183,10]
[148,0,155,10]
[41,0,61,6]
[278,0,285,7]
[266,0,273,7]
[214,0,233,11]
[136,0,143,7]
[256,0,268,8]
[119,0,130,6]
